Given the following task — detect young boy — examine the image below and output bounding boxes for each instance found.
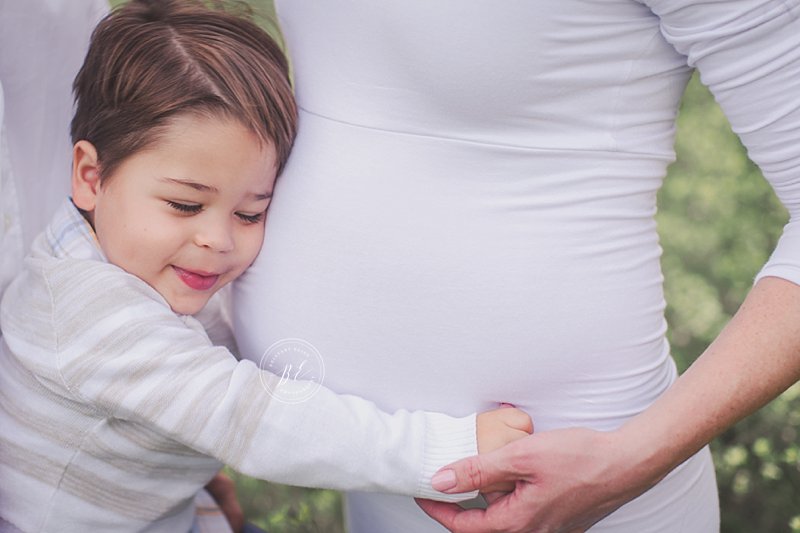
[0,1,531,531]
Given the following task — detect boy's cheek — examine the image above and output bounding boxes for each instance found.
[242,234,267,270]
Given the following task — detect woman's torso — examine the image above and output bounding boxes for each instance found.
[234,2,718,530]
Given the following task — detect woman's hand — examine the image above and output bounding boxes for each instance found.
[419,427,656,533]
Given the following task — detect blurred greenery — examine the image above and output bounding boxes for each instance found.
[106,1,799,530]
[661,74,800,533]
[225,469,344,533]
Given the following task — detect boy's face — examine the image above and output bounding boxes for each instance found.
[72,114,278,315]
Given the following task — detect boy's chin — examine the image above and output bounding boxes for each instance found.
[168,294,213,316]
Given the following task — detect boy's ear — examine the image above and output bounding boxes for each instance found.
[71,140,102,212]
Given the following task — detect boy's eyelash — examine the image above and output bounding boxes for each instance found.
[168,201,202,213]
[237,212,264,224]
[167,201,263,224]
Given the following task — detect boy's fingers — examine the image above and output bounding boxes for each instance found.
[497,406,534,434]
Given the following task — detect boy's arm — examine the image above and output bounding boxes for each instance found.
[45,261,487,501]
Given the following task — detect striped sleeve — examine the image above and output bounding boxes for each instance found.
[39,258,477,500]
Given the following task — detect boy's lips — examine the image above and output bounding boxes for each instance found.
[173,266,220,291]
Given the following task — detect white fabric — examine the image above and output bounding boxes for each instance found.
[0,200,477,532]
[0,0,108,305]
[0,83,23,304]
[234,1,800,531]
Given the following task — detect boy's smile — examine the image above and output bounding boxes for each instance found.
[173,266,221,291]
[71,114,278,315]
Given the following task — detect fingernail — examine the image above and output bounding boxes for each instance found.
[431,469,457,492]
[499,402,515,408]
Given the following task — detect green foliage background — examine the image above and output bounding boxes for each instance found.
[661,75,800,533]
[108,0,800,530]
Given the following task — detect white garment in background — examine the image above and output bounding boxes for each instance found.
[234,1,800,531]
[0,83,22,302]
[0,0,107,304]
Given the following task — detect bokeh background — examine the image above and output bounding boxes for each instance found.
[106,1,800,530]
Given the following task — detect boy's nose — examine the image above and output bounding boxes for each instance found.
[194,221,235,253]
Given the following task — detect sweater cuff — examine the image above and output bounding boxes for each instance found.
[415,412,480,502]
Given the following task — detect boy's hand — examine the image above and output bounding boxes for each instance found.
[475,404,533,493]
[205,471,244,533]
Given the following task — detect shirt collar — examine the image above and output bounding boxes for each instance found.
[44,198,107,263]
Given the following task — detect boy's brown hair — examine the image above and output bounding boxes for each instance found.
[71,0,297,180]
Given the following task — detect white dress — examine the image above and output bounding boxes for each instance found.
[234,1,800,531]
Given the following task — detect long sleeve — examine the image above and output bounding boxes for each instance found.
[1,255,477,503]
[641,0,800,282]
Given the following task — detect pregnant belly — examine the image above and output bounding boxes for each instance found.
[235,206,675,432]
[233,113,675,431]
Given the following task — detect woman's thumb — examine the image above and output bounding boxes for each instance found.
[431,453,510,494]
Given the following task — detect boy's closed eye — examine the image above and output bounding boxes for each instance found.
[166,200,265,224]
[167,200,202,214]
[235,211,265,224]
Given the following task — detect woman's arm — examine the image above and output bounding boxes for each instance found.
[619,275,800,487]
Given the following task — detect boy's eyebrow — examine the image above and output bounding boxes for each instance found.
[160,177,219,193]
[159,177,272,200]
